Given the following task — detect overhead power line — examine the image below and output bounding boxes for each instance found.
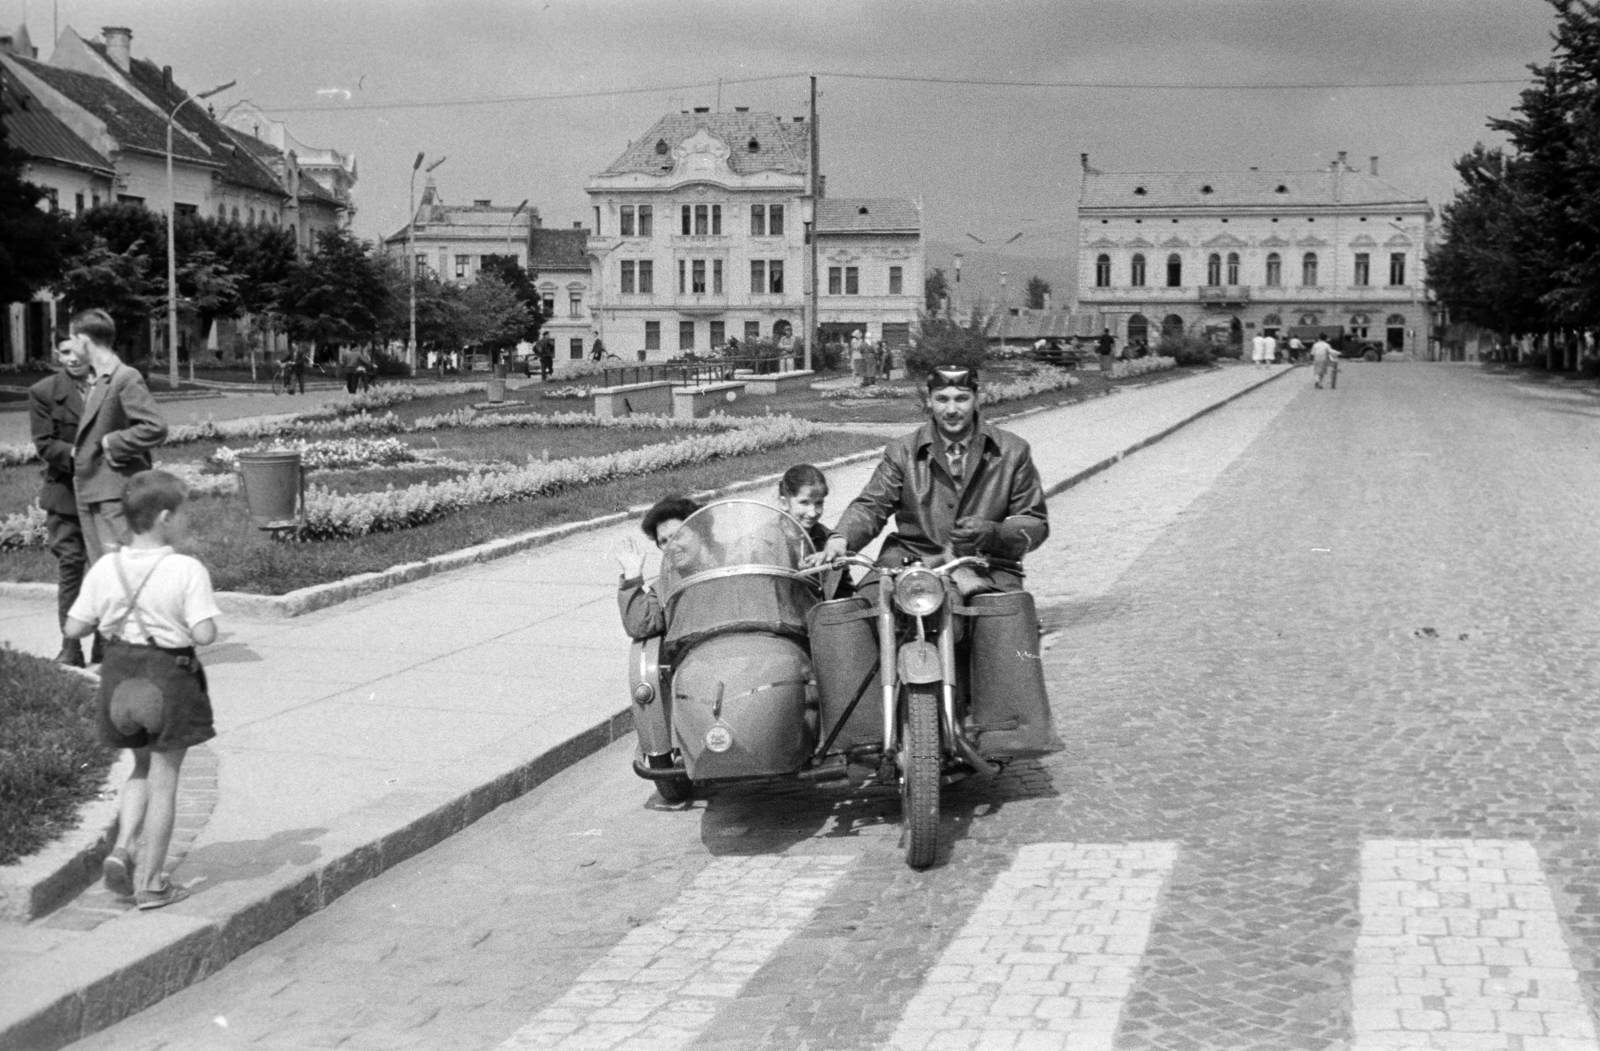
[253,69,1531,116]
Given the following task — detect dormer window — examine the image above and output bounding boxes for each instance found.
[1275,184,1288,194]
[654,139,669,155]
[858,206,869,215]
[747,138,759,152]
[1134,186,1147,196]
[1200,185,1213,194]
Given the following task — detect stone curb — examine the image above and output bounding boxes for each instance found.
[0,709,636,1051]
[0,754,131,923]
[0,365,1293,1051]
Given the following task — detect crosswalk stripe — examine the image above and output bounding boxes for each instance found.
[884,841,1178,1051]
[1353,839,1598,1050]
[496,854,853,1051]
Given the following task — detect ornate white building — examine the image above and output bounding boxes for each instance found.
[585,108,922,360]
[1076,153,1433,355]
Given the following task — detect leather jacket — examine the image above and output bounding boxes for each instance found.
[832,419,1048,579]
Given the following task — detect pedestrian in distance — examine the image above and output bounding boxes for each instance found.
[64,470,222,911]
[28,336,92,666]
[1097,327,1115,360]
[1311,333,1338,389]
[537,334,555,381]
[1251,332,1268,368]
[69,308,169,573]
[1263,332,1279,366]
[1287,335,1305,364]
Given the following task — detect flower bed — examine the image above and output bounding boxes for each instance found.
[818,385,910,401]
[1109,356,1177,380]
[980,368,1080,405]
[539,386,594,400]
[209,437,421,472]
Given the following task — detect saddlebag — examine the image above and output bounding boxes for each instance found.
[964,591,1063,759]
[807,597,884,752]
[671,633,816,781]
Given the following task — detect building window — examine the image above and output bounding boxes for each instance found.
[1389,252,1406,285]
[713,204,722,235]
[571,338,584,360]
[569,292,583,318]
[681,205,691,235]
[713,259,723,294]
[677,259,686,294]
[645,320,661,350]
[1095,254,1111,288]
[769,260,784,294]
[1265,253,1282,287]
[620,205,635,237]
[745,321,760,341]
[455,255,470,279]
[1166,254,1182,287]
[638,260,653,294]
[828,266,841,295]
[751,204,766,237]
[1130,254,1146,286]
[844,266,857,295]
[1206,253,1221,287]
[679,320,695,351]
[1226,253,1240,285]
[74,192,84,216]
[1302,252,1318,287]
[694,205,708,235]
[711,321,725,347]
[889,266,903,295]
[414,253,427,274]
[620,260,635,294]
[218,203,227,219]
[637,206,652,237]
[1350,313,1370,338]
[692,259,706,293]
[751,260,766,294]
[1354,253,1370,286]
[593,206,601,236]
[768,204,783,236]
[542,293,555,316]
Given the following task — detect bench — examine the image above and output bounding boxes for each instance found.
[673,381,746,419]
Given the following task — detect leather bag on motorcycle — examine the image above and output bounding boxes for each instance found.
[807,596,883,752]
[964,591,1063,759]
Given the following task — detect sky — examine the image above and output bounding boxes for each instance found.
[22,0,1557,301]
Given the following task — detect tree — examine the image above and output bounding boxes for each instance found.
[458,272,534,358]
[1025,276,1051,310]
[906,315,988,377]
[477,256,544,344]
[282,227,392,355]
[0,99,72,305]
[54,236,160,346]
[924,267,949,312]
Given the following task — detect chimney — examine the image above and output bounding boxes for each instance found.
[102,26,132,71]
[1369,155,1379,176]
[1336,150,1348,169]
[693,106,710,113]
[473,198,491,207]
[734,106,749,113]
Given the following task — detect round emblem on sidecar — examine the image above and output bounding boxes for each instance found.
[705,723,734,753]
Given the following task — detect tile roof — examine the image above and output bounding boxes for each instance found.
[529,227,588,269]
[601,111,809,177]
[0,66,113,174]
[816,198,919,234]
[14,56,214,164]
[119,55,285,197]
[1080,169,1428,210]
[221,125,341,206]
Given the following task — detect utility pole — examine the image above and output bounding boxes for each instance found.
[803,74,818,373]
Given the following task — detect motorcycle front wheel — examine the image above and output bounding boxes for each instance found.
[656,775,694,804]
[900,684,942,868]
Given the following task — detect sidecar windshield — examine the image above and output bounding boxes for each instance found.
[660,500,817,651]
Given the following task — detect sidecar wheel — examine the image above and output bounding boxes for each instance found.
[656,775,694,803]
[901,684,942,869]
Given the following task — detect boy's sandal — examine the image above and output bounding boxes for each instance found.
[102,848,134,897]
[135,882,190,911]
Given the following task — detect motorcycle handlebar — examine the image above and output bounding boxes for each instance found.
[798,553,989,576]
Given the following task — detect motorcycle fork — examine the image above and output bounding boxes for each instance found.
[878,583,899,756]
[938,603,958,750]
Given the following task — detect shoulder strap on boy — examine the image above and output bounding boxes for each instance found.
[109,550,170,645]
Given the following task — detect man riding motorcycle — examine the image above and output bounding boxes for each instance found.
[815,364,1048,591]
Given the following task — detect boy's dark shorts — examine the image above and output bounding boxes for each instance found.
[96,640,216,752]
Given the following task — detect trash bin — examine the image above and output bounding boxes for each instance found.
[487,374,507,403]
[236,449,304,530]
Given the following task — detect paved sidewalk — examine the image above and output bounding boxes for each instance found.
[0,362,1292,1050]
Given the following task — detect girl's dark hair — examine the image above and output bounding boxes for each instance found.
[779,464,827,497]
[641,495,702,539]
[122,470,188,533]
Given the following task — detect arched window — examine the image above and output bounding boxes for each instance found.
[1302,252,1318,286]
[1261,314,1282,329]
[1299,313,1320,327]
[1350,313,1370,338]
[248,207,256,226]
[1226,253,1240,285]
[1130,254,1146,287]
[1095,254,1111,288]
[1265,253,1282,287]
[1128,313,1149,345]
[1386,313,1406,326]
[1161,313,1184,338]
[231,206,240,223]
[217,203,226,219]
[1165,254,1182,287]
[1206,253,1221,286]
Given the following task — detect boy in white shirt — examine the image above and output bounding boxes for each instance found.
[66,470,221,910]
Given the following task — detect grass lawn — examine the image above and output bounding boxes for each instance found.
[0,431,883,594]
[0,646,112,866]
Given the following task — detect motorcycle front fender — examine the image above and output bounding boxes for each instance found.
[897,640,943,684]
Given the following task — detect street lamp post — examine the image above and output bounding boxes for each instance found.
[504,199,528,257]
[407,154,446,372]
[166,78,235,390]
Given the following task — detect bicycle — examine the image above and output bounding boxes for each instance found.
[270,359,322,395]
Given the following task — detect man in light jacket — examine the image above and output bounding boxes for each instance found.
[69,308,168,565]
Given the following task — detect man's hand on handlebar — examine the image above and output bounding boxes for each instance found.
[950,516,1000,555]
[803,535,849,568]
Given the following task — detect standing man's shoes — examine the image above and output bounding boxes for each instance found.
[57,638,85,667]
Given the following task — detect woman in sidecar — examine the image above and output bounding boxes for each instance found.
[627,499,822,801]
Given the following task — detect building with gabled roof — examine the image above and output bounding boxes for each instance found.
[527,219,592,363]
[586,107,923,362]
[1077,152,1435,357]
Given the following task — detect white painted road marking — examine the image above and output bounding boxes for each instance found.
[498,854,853,1051]
[885,841,1178,1051]
[1353,839,1598,1050]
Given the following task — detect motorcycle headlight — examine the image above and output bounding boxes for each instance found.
[893,569,946,617]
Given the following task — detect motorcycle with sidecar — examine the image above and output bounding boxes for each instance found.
[627,499,1062,867]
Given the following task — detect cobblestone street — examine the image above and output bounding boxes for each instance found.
[65,363,1600,1050]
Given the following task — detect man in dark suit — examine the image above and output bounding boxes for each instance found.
[69,308,168,569]
[28,336,93,665]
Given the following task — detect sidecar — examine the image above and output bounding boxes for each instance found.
[629,500,822,797]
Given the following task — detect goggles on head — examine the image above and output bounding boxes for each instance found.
[925,365,979,392]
